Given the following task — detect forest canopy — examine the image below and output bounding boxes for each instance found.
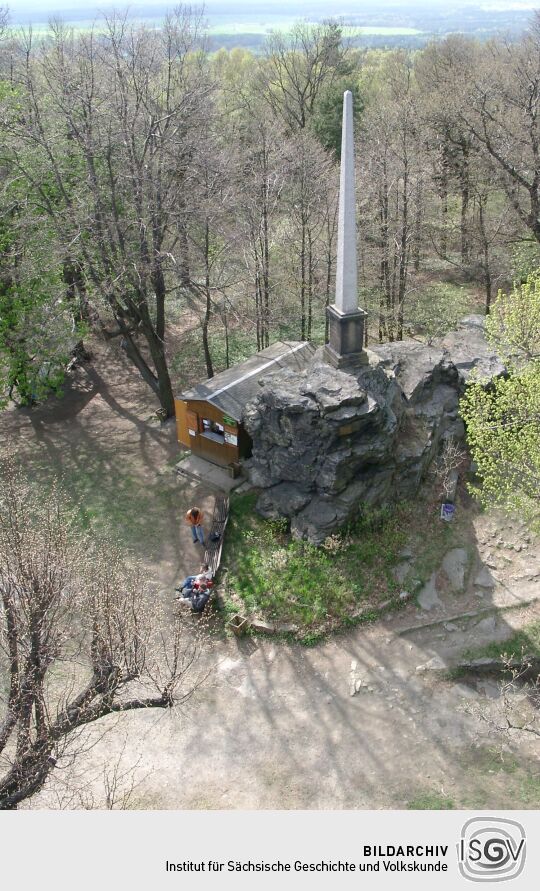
[0,9,540,414]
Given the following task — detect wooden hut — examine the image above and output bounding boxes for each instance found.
[175,341,315,469]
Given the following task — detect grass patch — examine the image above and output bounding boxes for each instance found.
[513,774,540,807]
[219,478,483,642]
[221,490,464,641]
[461,745,519,776]
[459,747,540,809]
[406,749,540,809]
[407,792,455,810]
[461,773,540,809]
[441,666,470,680]
[464,620,540,662]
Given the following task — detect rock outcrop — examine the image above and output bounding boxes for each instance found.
[242,317,504,544]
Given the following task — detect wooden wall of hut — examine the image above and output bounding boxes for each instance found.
[174,398,251,468]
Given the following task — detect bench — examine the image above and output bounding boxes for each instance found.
[203,494,230,577]
[175,495,230,618]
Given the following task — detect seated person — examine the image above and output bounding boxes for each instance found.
[190,581,212,614]
[174,563,213,600]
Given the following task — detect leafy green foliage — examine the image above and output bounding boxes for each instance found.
[461,272,540,528]
[0,114,81,407]
[511,243,540,283]
[311,76,363,156]
[485,273,540,363]
[222,493,411,639]
[406,283,477,340]
[461,362,540,526]
[171,324,257,387]
[0,274,75,407]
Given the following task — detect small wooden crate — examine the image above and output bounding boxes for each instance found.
[228,614,250,637]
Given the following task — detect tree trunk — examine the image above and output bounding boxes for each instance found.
[0,740,54,810]
[261,185,271,349]
[178,185,191,289]
[62,259,92,361]
[323,204,336,344]
[120,318,175,419]
[413,176,423,272]
[307,227,313,341]
[460,139,471,265]
[440,143,449,259]
[397,163,409,342]
[202,221,214,378]
[379,160,391,342]
[253,234,263,352]
[300,219,306,340]
[223,310,230,369]
[477,196,493,314]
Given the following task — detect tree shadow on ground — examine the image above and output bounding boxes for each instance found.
[3,339,538,810]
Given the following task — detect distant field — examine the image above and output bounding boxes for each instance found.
[207,22,424,36]
[9,16,424,40]
[207,18,316,36]
[9,0,533,47]
[343,26,423,35]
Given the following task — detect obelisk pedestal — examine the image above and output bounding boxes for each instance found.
[325,304,368,369]
[324,90,368,369]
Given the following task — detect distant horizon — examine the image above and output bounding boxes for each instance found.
[7,0,536,50]
[10,0,539,24]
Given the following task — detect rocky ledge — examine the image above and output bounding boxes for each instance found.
[242,317,504,544]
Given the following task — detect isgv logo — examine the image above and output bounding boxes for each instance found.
[458,817,526,882]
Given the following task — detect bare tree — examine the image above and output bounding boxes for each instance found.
[3,11,211,417]
[0,458,205,809]
[431,436,468,501]
[261,21,349,133]
[42,734,153,810]
[235,107,287,350]
[415,34,518,302]
[466,654,540,742]
[184,108,245,377]
[359,52,425,341]
[422,27,540,246]
[415,37,479,265]
[281,130,337,340]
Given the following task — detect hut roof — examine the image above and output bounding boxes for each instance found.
[181,341,316,422]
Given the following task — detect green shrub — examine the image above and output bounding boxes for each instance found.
[222,494,411,640]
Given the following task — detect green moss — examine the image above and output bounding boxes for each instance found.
[407,792,455,810]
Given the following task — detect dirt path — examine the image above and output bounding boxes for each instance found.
[0,343,215,589]
[2,344,538,810]
[30,595,540,811]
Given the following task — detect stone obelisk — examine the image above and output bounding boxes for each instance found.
[324,90,367,368]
